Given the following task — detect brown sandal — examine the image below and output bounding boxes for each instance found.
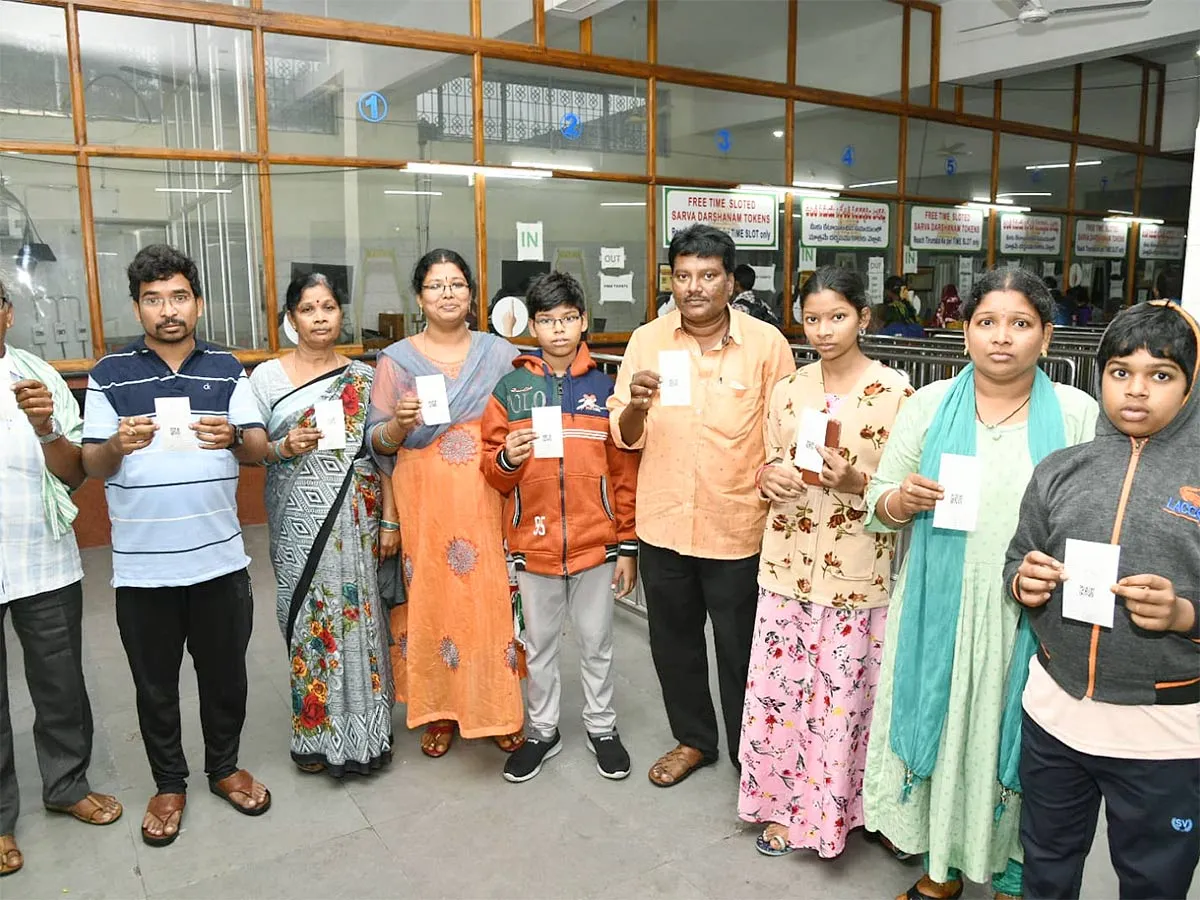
[494,731,526,753]
[141,793,186,848]
[209,770,271,816]
[421,721,456,758]
[648,744,716,787]
[46,791,123,826]
[0,835,21,877]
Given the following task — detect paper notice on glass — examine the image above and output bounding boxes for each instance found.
[932,453,981,532]
[415,374,452,425]
[600,246,626,270]
[314,399,347,451]
[1042,262,1056,278]
[793,408,830,473]
[751,265,776,292]
[903,247,919,275]
[516,221,543,262]
[1062,538,1120,628]
[958,257,976,296]
[657,350,691,407]
[798,246,817,269]
[531,405,564,459]
[599,272,635,303]
[154,396,197,452]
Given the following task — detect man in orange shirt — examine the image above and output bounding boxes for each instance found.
[608,224,795,787]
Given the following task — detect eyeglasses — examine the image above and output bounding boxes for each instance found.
[139,292,195,310]
[533,313,582,329]
[422,281,470,295]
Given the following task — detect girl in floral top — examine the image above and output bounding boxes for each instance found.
[737,266,912,859]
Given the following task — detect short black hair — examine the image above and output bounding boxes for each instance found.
[1098,302,1197,392]
[411,248,476,299]
[733,264,756,291]
[127,244,201,302]
[1154,269,1184,301]
[798,266,868,312]
[526,270,585,317]
[964,267,1054,324]
[1043,275,1058,291]
[884,275,905,295]
[668,224,735,274]
[285,272,346,313]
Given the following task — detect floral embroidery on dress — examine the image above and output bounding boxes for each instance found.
[402,554,414,586]
[446,538,479,577]
[856,381,890,407]
[439,636,460,670]
[438,426,479,465]
[504,639,520,673]
[398,631,408,659]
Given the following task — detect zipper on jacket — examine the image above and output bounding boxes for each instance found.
[558,459,568,576]
[600,475,614,520]
[512,485,522,528]
[1086,436,1145,699]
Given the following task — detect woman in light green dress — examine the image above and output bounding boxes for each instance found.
[862,269,1098,900]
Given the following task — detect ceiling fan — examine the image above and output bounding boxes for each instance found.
[930,141,973,158]
[961,0,1153,34]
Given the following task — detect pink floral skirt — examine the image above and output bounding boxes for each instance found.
[737,587,887,858]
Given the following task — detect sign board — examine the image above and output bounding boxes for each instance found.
[999,214,1063,256]
[799,198,890,249]
[1074,219,1128,259]
[516,221,544,261]
[910,206,984,252]
[661,187,777,249]
[1137,224,1186,260]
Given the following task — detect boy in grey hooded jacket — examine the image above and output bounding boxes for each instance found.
[1004,301,1199,900]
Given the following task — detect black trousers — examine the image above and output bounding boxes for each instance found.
[0,581,93,833]
[115,569,253,795]
[638,541,759,764]
[1020,713,1200,900]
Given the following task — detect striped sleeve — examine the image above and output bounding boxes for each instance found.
[82,375,119,444]
[228,373,265,429]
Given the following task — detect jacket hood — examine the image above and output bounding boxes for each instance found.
[1094,300,1200,446]
[512,341,596,378]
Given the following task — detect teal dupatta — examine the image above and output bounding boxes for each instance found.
[888,363,1064,813]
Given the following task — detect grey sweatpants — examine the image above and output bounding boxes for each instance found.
[517,562,617,741]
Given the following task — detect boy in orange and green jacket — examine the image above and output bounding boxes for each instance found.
[481,271,638,784]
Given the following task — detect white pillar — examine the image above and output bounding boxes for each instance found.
[1182,117,1200,317]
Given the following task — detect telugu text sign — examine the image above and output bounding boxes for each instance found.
[662,188,777,249]
[799,198,890,249]
[1074,220,1128,259]
[909,206,984,251]
[999,214,1062,256]
[1137,224,1186,260]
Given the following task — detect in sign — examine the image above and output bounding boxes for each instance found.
[842,145,856,167]
[945,156,957,176]
[357,91,388,123]
[560,112,582,141]
[715,129,732,154]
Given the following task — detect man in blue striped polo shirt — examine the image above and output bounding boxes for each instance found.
[81,245,271,848]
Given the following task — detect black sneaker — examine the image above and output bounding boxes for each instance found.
[502,731,562,783]
[587,731,631,780]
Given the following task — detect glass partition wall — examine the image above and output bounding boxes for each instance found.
[0,0,1187,368]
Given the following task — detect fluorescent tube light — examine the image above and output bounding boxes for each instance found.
[155,187,233,194]
[1104,215,1163,225]
[997,192,1052,198]
[847,179,898,189]
[961,201,1030,213]
[739,184,840,199]
[772,130,784,138]
[510,160,595,172]
[1025,160,1101,171]
[383,190,443,196]
[600,201,646,207]
[792,179,845,191]
[1107,208,1134,215]
[973,195,1014,204]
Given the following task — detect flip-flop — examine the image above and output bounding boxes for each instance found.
[421,722,456,758]
[209,770,271,817]
[141,793,186,848]
[903,880,964,900]
[0,835,22,877]
[755,826,794,857]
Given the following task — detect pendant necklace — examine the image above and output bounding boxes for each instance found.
[977,393,1031,439]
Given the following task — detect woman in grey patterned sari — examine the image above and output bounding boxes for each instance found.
[250,273,396,776]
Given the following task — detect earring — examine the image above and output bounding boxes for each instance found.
[858,327,867,336]
[1041,348,1049,358]
[962,346,969,357]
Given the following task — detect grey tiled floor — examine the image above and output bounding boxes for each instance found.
[3,527,1192,899]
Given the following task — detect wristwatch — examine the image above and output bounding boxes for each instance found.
[36,418,62,444]
[231,425,245,449]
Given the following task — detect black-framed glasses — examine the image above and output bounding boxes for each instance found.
[533,313,582,328]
